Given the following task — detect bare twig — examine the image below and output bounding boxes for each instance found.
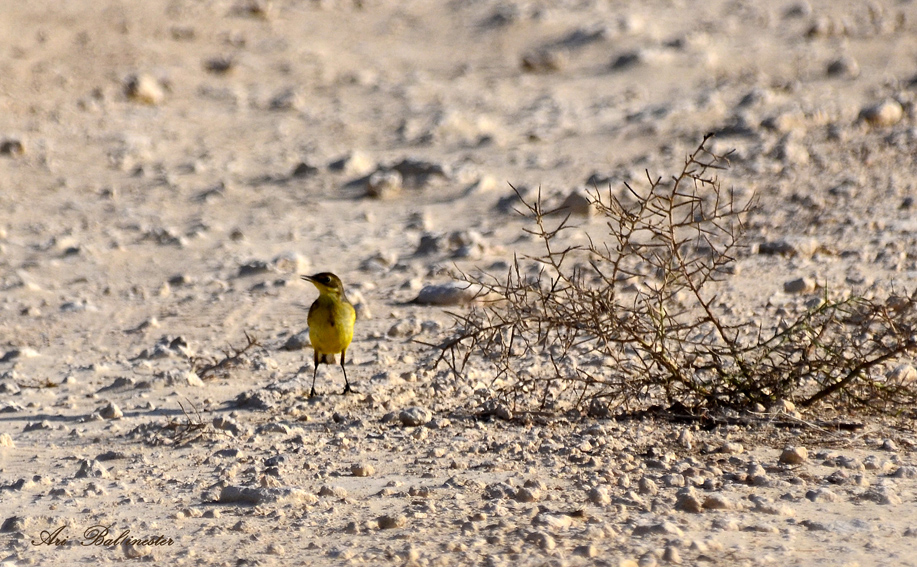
[192,331,263,380]
[161,399,210,444]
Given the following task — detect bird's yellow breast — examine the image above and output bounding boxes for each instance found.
[307,293,355,356]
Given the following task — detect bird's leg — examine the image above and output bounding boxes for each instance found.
[341,350,354,395]
[310,353,320,398]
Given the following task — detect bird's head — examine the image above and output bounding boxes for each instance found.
[302,272,345,296]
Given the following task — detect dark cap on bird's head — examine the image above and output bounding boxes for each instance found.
[302,272,345,294]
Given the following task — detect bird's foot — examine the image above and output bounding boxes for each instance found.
[309,387,318,398]
[341,384,356,395]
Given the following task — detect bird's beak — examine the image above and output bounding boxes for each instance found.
[301,275,315,284]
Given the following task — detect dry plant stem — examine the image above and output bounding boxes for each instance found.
[162,399,209,444]
[436,135,917,415]
[800,292,917,408]
[193,331,263,380]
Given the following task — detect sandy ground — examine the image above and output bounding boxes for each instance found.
[2,0,917,565]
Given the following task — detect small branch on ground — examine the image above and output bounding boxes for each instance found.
[192,331,263,380]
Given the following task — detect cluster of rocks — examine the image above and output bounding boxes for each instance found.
[5,398,916,566]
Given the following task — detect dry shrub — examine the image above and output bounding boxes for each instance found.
[435,135,917,415]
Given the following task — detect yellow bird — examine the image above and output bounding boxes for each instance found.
[301,272,356,397]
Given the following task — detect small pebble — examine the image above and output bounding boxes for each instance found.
[774,138,810,165]
[366,169,403,199]
[638,477,659,496]
[212,417,244,436]
[574,544,599,557]
[784,277,816,294]
[525,531,556,550]
[0,138,24,156]
[412,282,483,305]
[826,470,849,484]
[676,488,704,513]
[859,99,904,127]
[632,522,683,536]
[638,551,659,567]
[281,330,310,351]
[521,49,567,73]
[398,407,433,427]
[826,55,859,78]
[377,514,407,529]
[558,188,594,216]
[745,523,779,533]
[703,493,734,511]
[861,486,901,505]
[122,540,153,558]
[269,88,303,111]
[892,466,917,479]
[75,459,110,479]
[23,421,52,433]
[662,546,682,564]
[0,348,40,362]
[0,516,28,533]
[351,463,375,477]
[805,488,839,503]
[588,486,611,506]
[124,74,165,105]
[99,402,123,420]
[769,399,796,413]
[204,55,235,75]
[329,151,375,176]
[515,487,541,503]
[779,446,808,465]
[387,320,421,338]
[784,1,812,18]
[534,513,573,531]
[800,520,831,531]
[291,160,318,177]
[718,441,744,454]
[758,238,819,258]
[319,485,348,498]
[677,429,693,449]
[712,518,739,531]
[753,502,795,516]
[391,158,450,184]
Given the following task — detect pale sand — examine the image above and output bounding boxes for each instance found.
[2,1,917,565]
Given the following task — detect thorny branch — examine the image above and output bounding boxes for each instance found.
[161,399,210,444]
[434,134,917,415]
[192,331,263,380]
